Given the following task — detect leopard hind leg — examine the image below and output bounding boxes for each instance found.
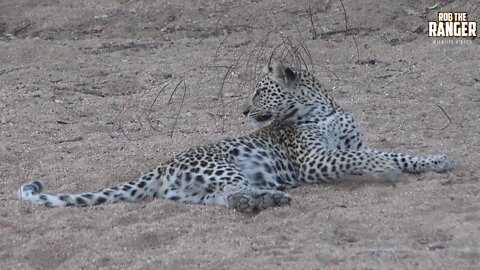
[203,184,292,212]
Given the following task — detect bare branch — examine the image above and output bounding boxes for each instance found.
[338,0,360,61]
[435,103,453,130]
[220,52,244,133]
[170,80,188,138]
[308,6,318,40]
[146,82,170,132]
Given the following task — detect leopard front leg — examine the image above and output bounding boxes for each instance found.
[299,149,402,183]
[332,112,454,174]
[361,148,454,174]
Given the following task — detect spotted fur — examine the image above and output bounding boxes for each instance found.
[19,62,454,212]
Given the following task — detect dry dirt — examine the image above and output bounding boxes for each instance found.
[1,0,479,269]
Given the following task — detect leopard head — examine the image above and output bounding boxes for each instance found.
[243,61,336,127]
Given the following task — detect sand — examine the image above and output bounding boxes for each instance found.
[1,0,479,269]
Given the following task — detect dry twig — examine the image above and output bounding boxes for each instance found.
[435,103,453,130]
[170,80,188,137]
[146,82,170,132]
[338,0,360,61]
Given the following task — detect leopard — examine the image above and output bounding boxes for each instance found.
[18,61,454,212]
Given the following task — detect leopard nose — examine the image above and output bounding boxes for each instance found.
[242,108,250,116]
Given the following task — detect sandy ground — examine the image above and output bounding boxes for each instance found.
[1,0,479,269]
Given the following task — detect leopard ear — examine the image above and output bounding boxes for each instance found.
[284,66,296,82]
[269,61,297,86]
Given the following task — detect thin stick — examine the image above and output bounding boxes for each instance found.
[290,43,308,69]
[53,136,83,144]
[213,32,231,60]
[13,22,32,36]
[220,52,244,133]
[308,6,318,40]
[170,80,188,137]
[338,0,360,61]
[435,103,452,130]
[320,27,377,37]
[253,31,272,77]
[168,80,185,105]
[147,82,170,132]
[214,5,246,32]
[117,104,138,141]
[338,0,349,32]
[294,38,314,70]
[268,43,285,67]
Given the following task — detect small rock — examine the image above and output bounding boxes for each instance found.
[91,24,104,33]
[428,244,446,251]
[94,14,109,19]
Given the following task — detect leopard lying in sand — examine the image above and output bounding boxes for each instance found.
[19,62,454,212]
